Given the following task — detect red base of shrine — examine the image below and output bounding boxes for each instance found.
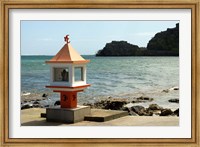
[46,85,90,109]
[59,91,79,108]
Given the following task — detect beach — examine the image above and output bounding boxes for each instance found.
[21,55,179,125]
[21,86,179,126]
[21,108,179,126]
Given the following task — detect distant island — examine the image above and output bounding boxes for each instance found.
[96,23,179,56]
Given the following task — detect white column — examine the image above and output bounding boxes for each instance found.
[50,65,54,84]
[83,65,87,83]
[70,64,74,86]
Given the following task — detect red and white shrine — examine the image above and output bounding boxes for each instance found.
[45,35,91,123]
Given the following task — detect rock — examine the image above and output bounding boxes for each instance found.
[147,23,179,55]
[92,98,128,110]
[174,108,179,116]
[144,111,153,116]
[163,87,179,93]
[96,23,179,57]
[22,92,31,96]
[44,105,49,108]
[131,105,153,116]
[54,100,60,106]
[137,96,154,101]
[104,101,126,110]
[131,100,139,103]
[160,109,173,116]
[96,41,140,56]
[83,103,93,107]
[148,104,162,110]
[131,105,146,116]
[129,111,138,116]
[122,106,129,111]
[122,107,138,116]
[131,96,154,103]
[162,89,169,93]
[33,101,40,104]
[32,104,41,108]
[93,100,106,109]
[168,99,179,103]
[150,110,161,116]
[42,93,48,97]
[21,103,33,110]
[173,87,179,90]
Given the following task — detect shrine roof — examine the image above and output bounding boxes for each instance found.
[46,35,90,64]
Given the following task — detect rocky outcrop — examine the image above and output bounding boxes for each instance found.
[96,23,179,56]
[96,41,140,56]
[83,96,154,110]
[83,96,178,117]
[148,104,163,111]
[131,105,153,116]
[84,98,128,110]
[147,23,179,54]
[160,109,173,116]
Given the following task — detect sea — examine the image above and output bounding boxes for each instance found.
[21,55,179,110]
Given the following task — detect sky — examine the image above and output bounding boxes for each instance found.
[21,20,179,55]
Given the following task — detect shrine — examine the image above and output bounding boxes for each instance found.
[45,35,91,123]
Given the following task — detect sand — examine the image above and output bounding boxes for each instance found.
[21,108,179,126]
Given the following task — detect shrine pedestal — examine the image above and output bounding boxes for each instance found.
[46,106,91,123]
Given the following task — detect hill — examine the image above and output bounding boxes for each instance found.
[96,23,179,56]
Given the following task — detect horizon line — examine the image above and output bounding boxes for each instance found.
[21,54,95,56]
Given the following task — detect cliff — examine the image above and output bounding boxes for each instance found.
[147,23,179,52]
[96,23,179,56]
[96,41,140,56]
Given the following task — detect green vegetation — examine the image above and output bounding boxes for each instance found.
[96,23,179,56]
[147,23,179,52]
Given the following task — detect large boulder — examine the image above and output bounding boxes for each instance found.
[131,105,146,116]
[104,100,127,110]
[148,104,162,110]
[92,98,128,110]
[160,109,173,116]
[173,108,179,116]
[131,105,153,116]
[122,107,138,116]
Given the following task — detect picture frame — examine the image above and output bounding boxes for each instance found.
[0,0,199,146]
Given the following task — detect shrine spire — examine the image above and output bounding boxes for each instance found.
[64,35,70,44]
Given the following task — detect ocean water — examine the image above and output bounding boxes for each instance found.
[21,55,179,109]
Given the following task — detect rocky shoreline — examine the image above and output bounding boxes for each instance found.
[21,87,179,117]
[83,96,179,117]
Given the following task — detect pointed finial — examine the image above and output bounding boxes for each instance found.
[64,35,70,44]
